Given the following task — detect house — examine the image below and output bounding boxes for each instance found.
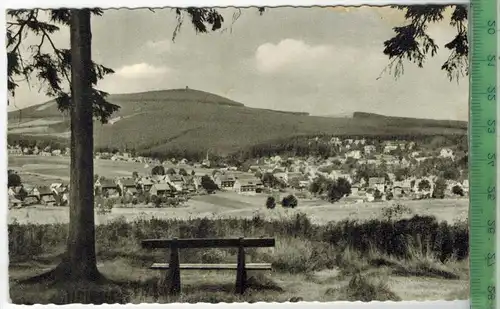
[273,166,286,173]
[288,171,303,179]
[9,196,23,208]
[351,185,360,195]
[247,165,261,173]
[95,178,119,197]
[299,180,310,189]
[167,174,185,191]
[8,187,17,197]
[38,186,56,205]
[392,186,404,197]
[152,174,168,183]
[273,172,288,183]
[117,178,138,196]
[51,184,69,206]
[330,137,342,146]
[21,185,40,205]
[392,180,412,194]
[368,177,386,192]
[8,148,22,155]
[462,179,469,189]
[387,173,396,183]
[364,145,376,155]
[440,148,455,160]
[183,175,200,192]
[9,186,28,200]
[233,179,258,195]
[345,150,362,159]
[383,143,398,154]
[137,177,154,192]
[216,174,237,190]
[150,183,175,197]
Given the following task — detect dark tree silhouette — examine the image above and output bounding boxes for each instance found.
[418,179,432,192]
[7,9,118,118]
[381,5,468,82]
[8,172,22,187]
[166,167,177,175]
[374,189,384,201]
[201,175,218,193]
[432,177,446,199]
[327,177,352,203]
[178,168,188,176]
[281,194,298,208]
[452,185,465,196]
[151,165,166,176]
[265,196,276,209]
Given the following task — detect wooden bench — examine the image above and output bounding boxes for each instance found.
[141,237,275,295]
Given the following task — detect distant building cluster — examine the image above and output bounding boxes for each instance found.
[8,134,468,207]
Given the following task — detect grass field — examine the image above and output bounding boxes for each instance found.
[9,214,469,304]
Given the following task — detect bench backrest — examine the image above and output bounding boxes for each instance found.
[142,237,275,249]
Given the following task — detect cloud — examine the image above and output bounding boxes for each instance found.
[114,63,170,79]
[255,39,332,74]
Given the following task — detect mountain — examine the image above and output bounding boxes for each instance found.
[8,88,468,158]
[352,112,468,130]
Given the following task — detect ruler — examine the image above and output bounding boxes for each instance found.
[469,0,499,307]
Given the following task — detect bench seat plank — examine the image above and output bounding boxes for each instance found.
[150,263,272,270]
[142,238,275,249]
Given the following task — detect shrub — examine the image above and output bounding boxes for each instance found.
[373,189,383,201]
[342,273,401,301]
[380,203,413,221]
[201,175,218,193]
[8,173,22,187]
[151,165,165,176]
[385,192,394,201]
[327,177,352,203]
[432,178,446,199]
[150,195,161,207]
[144,193,151,204]
[282,195,298,208]
[452,185,464,196]
[266,196,276,209]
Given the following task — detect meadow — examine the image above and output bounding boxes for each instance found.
[9,211,469,304]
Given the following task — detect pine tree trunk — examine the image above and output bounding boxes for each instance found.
[66,9,99,280]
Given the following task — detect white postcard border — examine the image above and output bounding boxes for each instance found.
[1,0,471,308]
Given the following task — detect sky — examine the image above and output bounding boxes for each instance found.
[7,6,468,121]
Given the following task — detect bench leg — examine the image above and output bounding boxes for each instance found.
[235,240,247,294]
[167,245,181,296]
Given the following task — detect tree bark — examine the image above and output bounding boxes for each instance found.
[21,9,102,285]
[66,9,99,280]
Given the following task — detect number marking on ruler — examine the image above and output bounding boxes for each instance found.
[470,0,498,308]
